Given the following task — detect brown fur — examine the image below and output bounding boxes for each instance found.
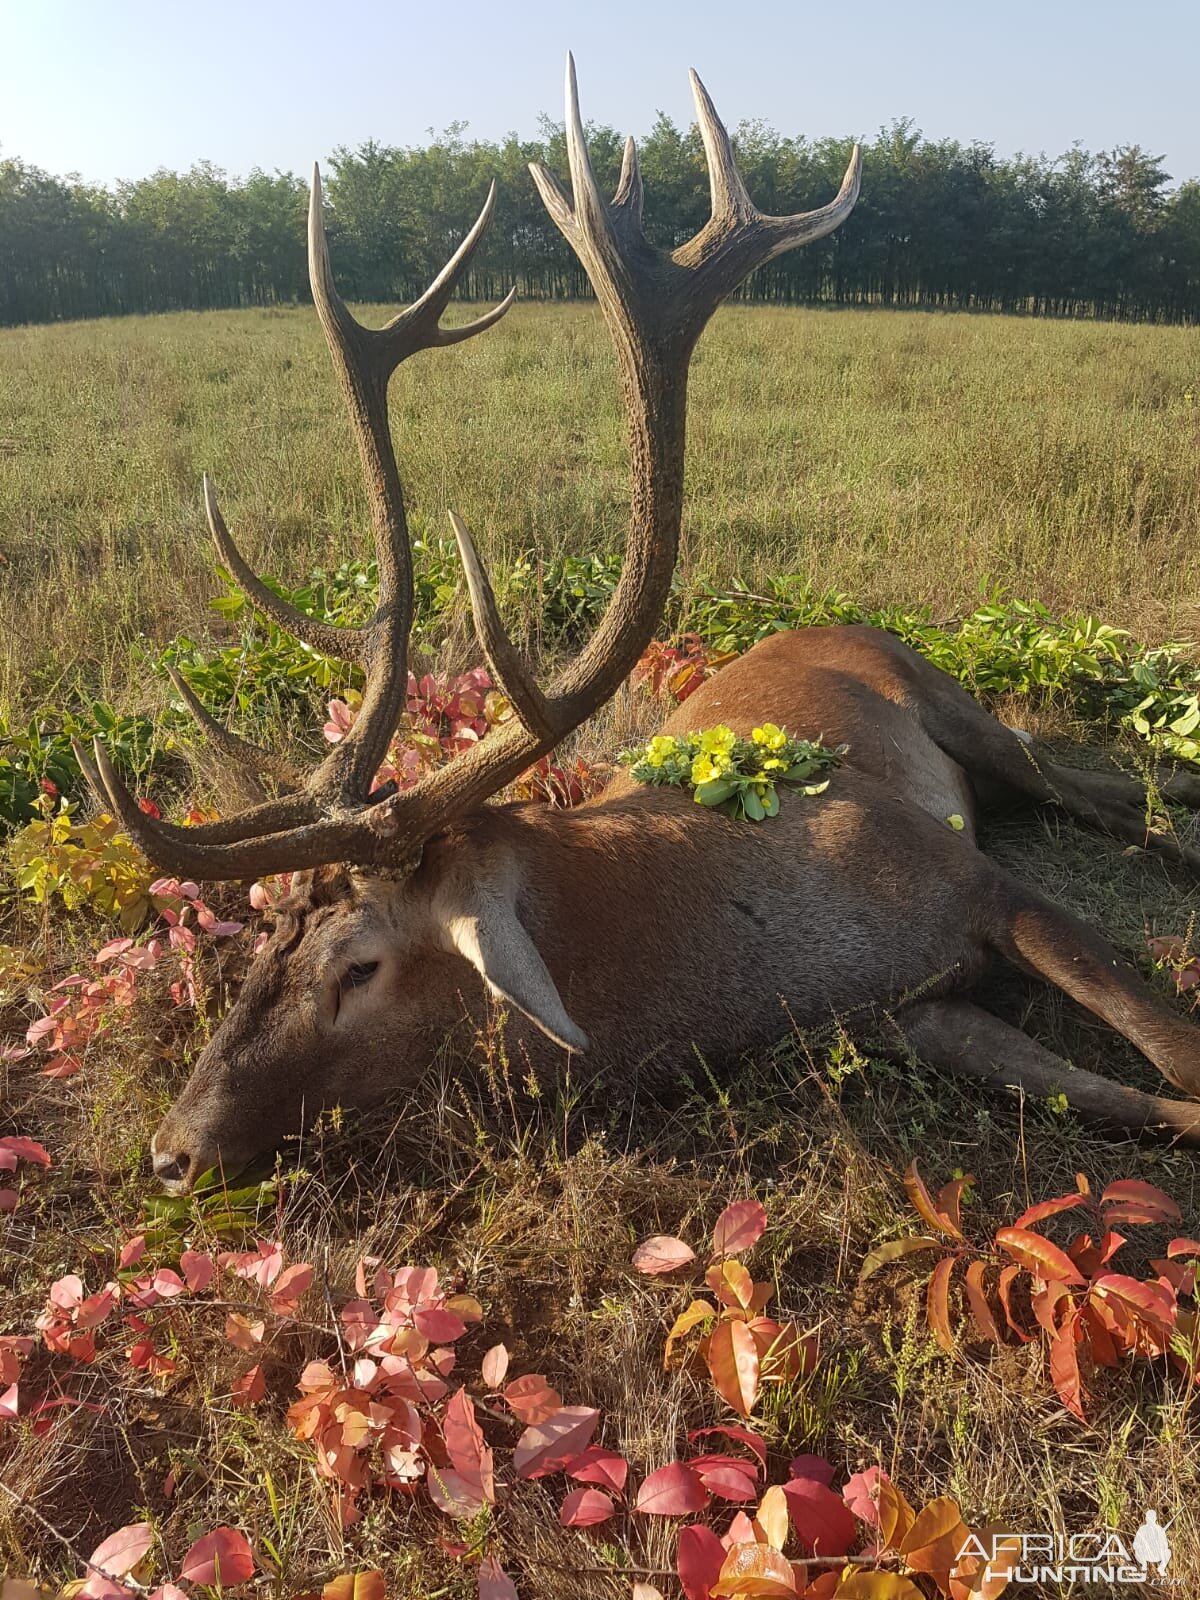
[150,626,1200,1189]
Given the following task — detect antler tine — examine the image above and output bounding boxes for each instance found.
[71,737,318,856]
[612,136,643,219]
[165,665,305,792]
[204,476,369,664]
[563,53,612,243]
[446,512,555,743]
[688,70,755,223]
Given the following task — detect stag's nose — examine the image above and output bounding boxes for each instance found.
[150,1143,192,1190]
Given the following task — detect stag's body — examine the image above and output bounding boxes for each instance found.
[77,58,1200,1188]
[394,625,1200,1114]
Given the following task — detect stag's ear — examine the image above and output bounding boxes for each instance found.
[430,874,588,1053]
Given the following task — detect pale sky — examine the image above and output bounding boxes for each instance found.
[3,0,1198,187]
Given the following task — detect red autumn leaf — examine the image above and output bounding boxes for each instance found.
[677,1524,727,1600]
[926,1255,957,1354]
[1011,1193,1087,1230]
[1168,1237,1200,1258]
[566,1445,629,1495]
[118,1236,147,1270]
[478,1556,519,1600]
[1049,1314,1087,1421]
[711,1542,797,1596]
[178,1526,255,1586]
[787,1455,834,1485]
[414,1306,468,1343]
[481,1343,510,1389]
[635,1461,710,1516]
[504,1373,562,1425]
[712,1199,768,1258]
[0,1137,51,1170]
[513,1406,600,1478]
[84,1521,154,1587]
[444,1387,495,1503]
[231,1364,266,1408]
[842,1466,885,1527]
[270,1262,314,1313]
[231,1240,283,1288]
[707,1318,760,1417]
[1100,1179,1183,1226]
[994,1227,1085,1286]
[559,1486,616,1527]
[781,1476,858,1556]
[692,1459,759,1501]
[180,1251,214,1293]
[904,1160,964,1239]
[0,1383,18,1418]
[933,1176,973,1236]
[1091,1272,1178,1335]
[633,1235,697,1274]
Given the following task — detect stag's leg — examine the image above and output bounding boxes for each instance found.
[914,667,1200,870]
[978,872,1200,1098]
[894,998,1200,1145]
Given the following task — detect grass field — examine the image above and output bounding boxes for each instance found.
[2,302,1200,713]
[2,301,1200,1596]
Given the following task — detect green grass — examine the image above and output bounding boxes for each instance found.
[3,301,1200,716]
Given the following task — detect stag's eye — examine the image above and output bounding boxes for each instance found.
[343,961,379,990]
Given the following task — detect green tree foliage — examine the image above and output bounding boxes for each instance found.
[2,121,1198,325]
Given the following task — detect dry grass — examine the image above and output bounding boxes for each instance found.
[2,302,1200,1594]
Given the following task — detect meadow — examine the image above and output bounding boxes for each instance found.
[2,301,1200,1598]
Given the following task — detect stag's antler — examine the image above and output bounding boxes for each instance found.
[81,58,859,878]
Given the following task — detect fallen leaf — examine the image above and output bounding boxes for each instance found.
[633,1235,697,1275]
[559,1487,616,1527]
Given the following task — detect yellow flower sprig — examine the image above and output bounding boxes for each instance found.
[620,723,846,822]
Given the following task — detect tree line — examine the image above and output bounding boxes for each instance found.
[3,115,1199,327]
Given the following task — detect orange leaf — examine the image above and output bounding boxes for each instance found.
[1048,1313,1087,1422]
[904,1161,964,1239]
[832,1577,925,1598]
[666,1299,717,1367]
[934,1177,973,1236]
[926,1256,957,1355]
[1090,1272,1178,1336]
[504,1373,562,1424]
[1100,1179,1181,1225]
[996,1265,1034,1342]
[858,1237,945,1283]
[707,1259,756,1310]
[707,1318,761,1417]
[1011,1193,1087,1230]
[322,1574,387,1600]
[994,1228,1084,1286]
[899,1496,971,1590]
[754,1484,791,1551]
[962,1262,1003,1345]
[712,1542,797,1596]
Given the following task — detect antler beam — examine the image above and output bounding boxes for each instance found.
[85,59,859,879]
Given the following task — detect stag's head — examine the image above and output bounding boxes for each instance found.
[78,59,860,1190]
